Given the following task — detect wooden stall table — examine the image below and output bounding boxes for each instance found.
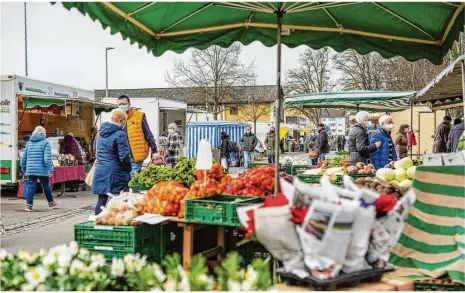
[170,217,226,268]
[49,165,86,198]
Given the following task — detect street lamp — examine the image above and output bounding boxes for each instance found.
[105,47,115,99]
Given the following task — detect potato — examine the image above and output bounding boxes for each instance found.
[356,162,366,169]
[367,163,375,169]
[358,169,365,174]
[365,177,374,183]
[370,182,377,189]
[355,178,366,185]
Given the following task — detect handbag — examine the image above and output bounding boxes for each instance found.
[85,134,98,186]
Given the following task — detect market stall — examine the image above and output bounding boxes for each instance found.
[17,95,116,196]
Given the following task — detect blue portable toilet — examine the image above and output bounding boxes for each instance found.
[186,121,250,159]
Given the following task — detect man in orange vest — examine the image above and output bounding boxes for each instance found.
[117,95,159,177]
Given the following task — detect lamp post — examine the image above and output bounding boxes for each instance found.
[105,47,115,99]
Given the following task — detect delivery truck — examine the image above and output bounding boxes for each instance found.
[0,74,115,187]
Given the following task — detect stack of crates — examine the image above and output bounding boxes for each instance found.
[75,222,160,262]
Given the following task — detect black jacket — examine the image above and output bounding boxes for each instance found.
[317,129,330,153]
[220,135,231,158]
[348,124,377,164]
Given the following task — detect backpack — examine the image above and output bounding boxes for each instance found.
[227,141,235,153]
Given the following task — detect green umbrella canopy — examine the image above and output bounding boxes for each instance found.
[60,2,464,64]
[284,90,417,112]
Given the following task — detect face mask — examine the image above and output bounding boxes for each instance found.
[365,121,373,127]
[119,104,129,112]
[168,129,174,134]
[246,131,251,134]
[384,123,394,131]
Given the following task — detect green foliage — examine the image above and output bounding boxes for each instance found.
[0,243,272,291]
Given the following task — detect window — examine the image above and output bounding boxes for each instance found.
[229,106,238,115]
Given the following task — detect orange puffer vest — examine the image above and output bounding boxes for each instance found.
[127,110,149,162]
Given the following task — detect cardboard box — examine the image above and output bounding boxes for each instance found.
[422,154,444,166]
[442,152,465,165]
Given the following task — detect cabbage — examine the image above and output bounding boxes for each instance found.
[394,168,407,182]
[406,166,416,179]
[399,179,412,188]
[394,157,414,170]
[376,168,395,181]
[390,180,400,185]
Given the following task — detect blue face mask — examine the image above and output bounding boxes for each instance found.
[119,104,129,112]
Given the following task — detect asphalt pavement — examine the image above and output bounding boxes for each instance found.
[1,186,96,253]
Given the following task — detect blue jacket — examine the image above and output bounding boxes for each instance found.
[92,122,131,195]
[369,128,397,170]
[21,134,54,177]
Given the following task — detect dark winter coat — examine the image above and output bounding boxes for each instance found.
[21,134,54,177]
[370,128,397,170]
[433,121,451,153]
[316,129,330,153]
[92,122,131,195]
[220,135,231,158]
[240,133,258,152]
[446,122,464,152]
[395,132,408,159]
[265,132,276,155]
[59,135,83,165]
[348,124,377,165]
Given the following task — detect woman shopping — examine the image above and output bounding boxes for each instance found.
[21,126,59,212]
[165,123,182,168]
[92,108,131,215]
[395,124,410,159]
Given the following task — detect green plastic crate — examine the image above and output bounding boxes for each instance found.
[75,222,160,262]
[247,162,270,169]
[185,195,265,226]
[296,174,343,186]
[413,280,465,291]
[285,165,313,175]
[347,173,375,179]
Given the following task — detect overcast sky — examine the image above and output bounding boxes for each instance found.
[1,2,310,91]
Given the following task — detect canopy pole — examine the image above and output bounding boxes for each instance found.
[461,59,465,116]
[410,97,414,159]
[274,9,283,196]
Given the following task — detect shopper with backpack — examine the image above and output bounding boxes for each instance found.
[240,127,259,171]
[220,132,232,171]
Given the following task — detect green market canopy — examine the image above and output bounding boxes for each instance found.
[416,55,465,111]
[60,2,464,65]
[283,90,417,112]
[22,96,117,114]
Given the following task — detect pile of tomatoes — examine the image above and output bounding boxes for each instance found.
[141,181,189,216]
[224,164,276,196]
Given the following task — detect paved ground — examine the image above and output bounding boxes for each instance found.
[1,187,95,253]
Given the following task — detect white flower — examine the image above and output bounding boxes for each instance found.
[111,258,125,277]
[227,280,242,291]
[57,250,73,268]
[56,267,66,276]
[0,249,9,261]
[245,265,258,284]
[242,280,254,291]
[179,276,190,291]
[124,254,135,263]
[19,262,29,271]
[38,249,47,257]
[36,284,47,291]
[164,279,177,291]
[21,284,35,291]
[18,250,34,263]
[89,254,106,269]
[78,248,90,261]
[152,264,166,282]
[68,241,79,256]
[196,274,208,283]
[132,257,146,272]
[151,287,163,291]
[70,259,85,276]
[42,251,57,266]
[25,265,48,288]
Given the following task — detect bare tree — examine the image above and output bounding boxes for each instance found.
[165,43,255,120]
[238,77,272,132]
[333,50,387,90]
[285,48,335,126]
